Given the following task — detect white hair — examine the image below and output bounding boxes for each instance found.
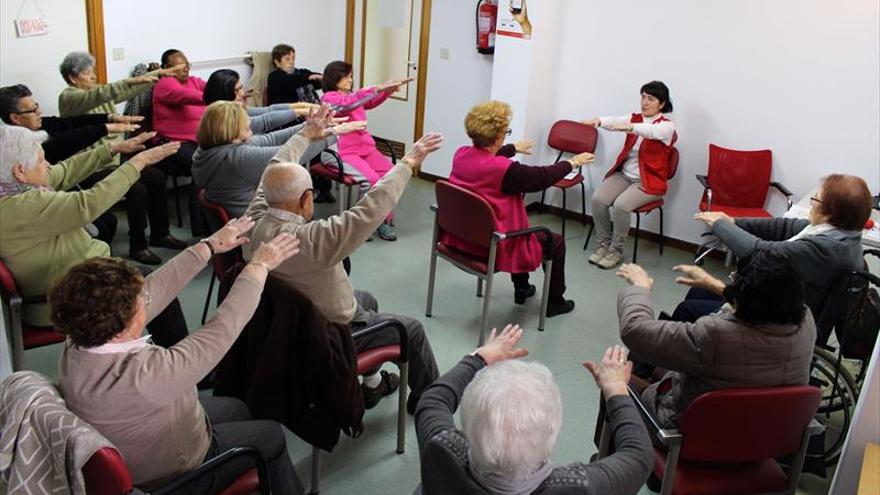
[262,162,312,205]
[460,360,563,480]
[0,124,47,183]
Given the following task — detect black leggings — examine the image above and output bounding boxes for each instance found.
[510,231,567,303]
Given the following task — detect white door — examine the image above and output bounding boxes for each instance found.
[351,0,423,149]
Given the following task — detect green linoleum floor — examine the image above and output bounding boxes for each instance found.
[19,177,833,494]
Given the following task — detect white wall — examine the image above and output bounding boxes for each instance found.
[0,0,89,116]
[538,0,880,245]
[102,0,347,83]
[421,0,494,176]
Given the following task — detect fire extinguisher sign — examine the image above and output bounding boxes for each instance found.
[497,0,532,40]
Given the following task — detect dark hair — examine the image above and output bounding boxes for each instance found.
[161,49,182,68]
[640,80,673,113]
[723,250,806,325]
[203,69,240,105]
[816,174,873,231]
[271,43,295,63]
[0,84,32,124]
[49,258,145,348]
[322,61,352,92]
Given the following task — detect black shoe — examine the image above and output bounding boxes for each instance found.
[362,370,400,409]
[130,249,162,265]
[315,190,337,204]
[547,299,575,317]
[150,234,188,250]
[514,284,536,304]
[659,311,672,321]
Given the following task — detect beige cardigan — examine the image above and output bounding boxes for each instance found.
[57,247,265,488]
[245,141,412,324]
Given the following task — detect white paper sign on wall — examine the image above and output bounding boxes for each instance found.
[14,16,49,38]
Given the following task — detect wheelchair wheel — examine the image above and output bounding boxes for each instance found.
[810,346,859,465]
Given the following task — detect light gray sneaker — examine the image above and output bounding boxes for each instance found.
[588,244,609,265]
[596,248,625,269]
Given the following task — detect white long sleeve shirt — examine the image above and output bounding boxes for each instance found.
[599,114,676,180]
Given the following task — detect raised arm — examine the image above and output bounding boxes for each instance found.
[415,354,485,452]
[152,78,205,106]
[631,119,676,144]
[247,108,298,134]
[48,145,115,190]
[58,78,155,117]
[712,217,812,259]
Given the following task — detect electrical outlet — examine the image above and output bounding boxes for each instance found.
[439,47,450,60]
[112,47,125,61]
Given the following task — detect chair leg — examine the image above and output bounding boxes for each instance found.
[171,175,182,228]
[561,188,567,238]
[632,213,641,263]
[660,442,681,495]
[425,250,438,317]
[396,362,409,454]
[476,278,483,298]
[337,182,345,215]
[659,207,664,255]
[538,259,552,332]
[583,223,594,251]
[478,275,494,345]
[310,446,321,495]
[580,182,587,225]
[200,272,216,325]
[540,188,547,213]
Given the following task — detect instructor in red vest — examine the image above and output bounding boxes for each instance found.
[447,101,594,317]
[582,81,678,269]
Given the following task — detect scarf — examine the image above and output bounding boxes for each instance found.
[0,182,52,198]
[787,223,836,242]
[468,450,553,495]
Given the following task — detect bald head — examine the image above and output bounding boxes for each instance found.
[263,162,313,206]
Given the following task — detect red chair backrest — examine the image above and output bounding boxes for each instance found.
[667,147,680,180]
[82,447,133,495]
[0,257,19,298]
[678,386,821,463]
[703,144,772,208]
[435,180,498,249]
[198,189,233,232]
[547,120,598,154]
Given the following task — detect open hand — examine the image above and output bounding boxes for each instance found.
[309,73,324,81]
[377,77,414,92]
[109,114,145,124]
[580,118,600,127]
[583,345,632,398]
[514,140,534,155]
[694,211,734,227]
[401,132,444,170]
[250,233,301,271]
[126,75,158,86]
[673,264,726,295]
[330,121,368,136]
[616,263,654,289]
[610,123,634,132]
[206,216,255,254]
[570,152,595,167]
[110,131,155,155]
[128,140,180,171]
[475,324,529,365]
[106,123,140,134]
[159,63,189,79]
[301,105,336,141]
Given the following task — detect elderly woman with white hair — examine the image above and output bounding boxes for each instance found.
[0,124,188,346]
[415,325,652,494]
[57,51,189,264]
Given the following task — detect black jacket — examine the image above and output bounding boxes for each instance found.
[41,114,109,164]
[215,263,365,451]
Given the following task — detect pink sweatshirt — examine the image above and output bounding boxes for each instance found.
[152,76,207,142]
[321,87,391,154]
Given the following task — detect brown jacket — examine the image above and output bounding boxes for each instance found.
[617,286,816,428]
[57,247,265,488]
[245,160,412,324]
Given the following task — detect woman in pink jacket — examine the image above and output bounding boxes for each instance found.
[320,61,411,240]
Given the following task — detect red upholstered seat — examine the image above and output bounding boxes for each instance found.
[310,163,359,186]
[552,173,584,189]
[216,468,260,495]
[21,325,65,348]
[653,451,787,495]
[356,345,401,374]
[635,199,665,213]
[82,447,132,495]
[435,243,492,275]
[698,201,772,218]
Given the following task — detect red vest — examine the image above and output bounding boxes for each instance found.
[443,146,543,273]
[605,113,678,195]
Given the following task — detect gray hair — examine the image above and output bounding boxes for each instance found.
[60,52,96,84]
[460,360,563,480]
[262,162,312,205]
[0,124,47,183]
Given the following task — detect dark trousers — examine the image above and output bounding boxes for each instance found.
[81,167,171,253]
[160,141,209,237]
[136,266,188,347]
[92,211,118,247]
[670,287,724,323]
[510,231,567,303]
[351,290,440,413]
[165,397,303,495]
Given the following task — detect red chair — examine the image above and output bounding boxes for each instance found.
[539,120,598,237]
[310,139,399,215]
[82,444,269,495]
[695,144,793,263]
[0,258,65,371]
[582,147,680,262]
[308,319,409,495]
[197,189,243,325]
[426,180,554,345]
[602,385,823,495]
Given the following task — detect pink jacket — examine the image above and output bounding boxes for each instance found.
[444,146,543,273]
[321,87,390,155]
[152,76,207,142]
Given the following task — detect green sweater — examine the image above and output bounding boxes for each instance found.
[57,73,157,167]
[0,145,141,325]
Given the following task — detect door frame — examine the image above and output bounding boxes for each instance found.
[345,0,432,142]
[85,0,108,84]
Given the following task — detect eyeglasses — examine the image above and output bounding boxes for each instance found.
[810,196,823,204]
[13,102,39,115]
[505,128,512,136]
